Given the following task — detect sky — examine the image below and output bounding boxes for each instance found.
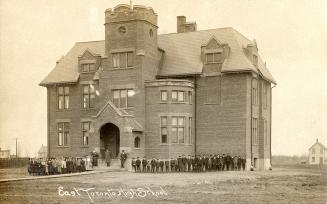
[0,0,326,157]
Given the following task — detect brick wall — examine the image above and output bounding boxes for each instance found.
[196,73,248,156]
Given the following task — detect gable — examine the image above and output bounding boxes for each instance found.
[206,37,220,49]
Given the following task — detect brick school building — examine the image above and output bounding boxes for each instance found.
[40,4,276,170]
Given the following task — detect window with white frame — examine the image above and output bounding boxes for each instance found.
[160,116,167,144]
[82,84,95,109]
[160,90,168,102]
[252,117,258,145]
[58,87,69,110]
[112,52,133,68]
[189,117,192,144]
[113,89,135,108]
[172,116,185,143]
[58,122,69,146]
[172,91,184,102]
[206,52,222,64]
[264,119,268,145]
[81,63,96,72]
[252,79,258,105]
[82,122,90,146]
[262,81,268,108]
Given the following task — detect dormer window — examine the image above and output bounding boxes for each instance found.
[81,63,96,73]
[206,52,222,64]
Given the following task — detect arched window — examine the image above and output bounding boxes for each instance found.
[134,137,140,148]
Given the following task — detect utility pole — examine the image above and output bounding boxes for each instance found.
[16,137,18,158]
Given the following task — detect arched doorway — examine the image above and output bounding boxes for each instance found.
[100,123,120,159]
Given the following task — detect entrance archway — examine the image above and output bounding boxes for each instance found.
[100,123,120,159]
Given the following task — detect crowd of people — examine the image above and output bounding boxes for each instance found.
[131,154,246,173]
[27,157,89,176]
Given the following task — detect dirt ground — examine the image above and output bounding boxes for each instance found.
[0,165,326,204]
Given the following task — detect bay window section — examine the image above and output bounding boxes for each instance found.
[172,91,185,102]
[160,116,168,144]
[172,116,185,144]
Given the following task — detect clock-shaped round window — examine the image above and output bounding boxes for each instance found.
[118,26,126,34]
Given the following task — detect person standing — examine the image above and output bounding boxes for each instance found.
[177,156,183,172]
[222,154,227,171]
[164,160,170,172]
[150,158,156,173]
[131,158,136,172]
[105,149,111,167]
[120,150,127,168]
[226,153,232,171]
[170,158,175,172]
[136,157,141,172]
[142,157,147,172]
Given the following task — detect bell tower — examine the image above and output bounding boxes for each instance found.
[104,4,158,59]
[99,4,159,128]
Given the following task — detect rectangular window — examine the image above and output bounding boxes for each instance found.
[127,52,133,67]
[178,91,184,102]
[82,84,95,109]
[252,117,258,145]
[82,122,90,146]
[262,81,268,108]
[58,87,69,110]
[206,52,222,64]
[172,116,185,144]
[113,53,120,68]
[160,116,168,144]
[189,117,192,144]
[112,89,134,108]
[120,53,127,68]
[81,63,96,72]
[58,122,69,146]
[188,91,192,104]
[252,79,258,105]
[172,91,184,102]
[264,119,268,145]
[161,90,168,102]
[112,52,134,68]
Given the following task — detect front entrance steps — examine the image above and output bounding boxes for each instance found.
[93,158,127,171]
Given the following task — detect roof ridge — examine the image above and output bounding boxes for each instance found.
[158,27,234,36]
[76,40,105,43]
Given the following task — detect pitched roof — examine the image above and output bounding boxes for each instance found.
[40,28,276,86]
[309,141,327,150]
[39,41,105,86]
[38,145,47,153]
[157,27,276,83]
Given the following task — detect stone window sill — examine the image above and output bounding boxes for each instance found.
[57,146,70,148]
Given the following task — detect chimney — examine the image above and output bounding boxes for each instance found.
[177,16,196,33]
